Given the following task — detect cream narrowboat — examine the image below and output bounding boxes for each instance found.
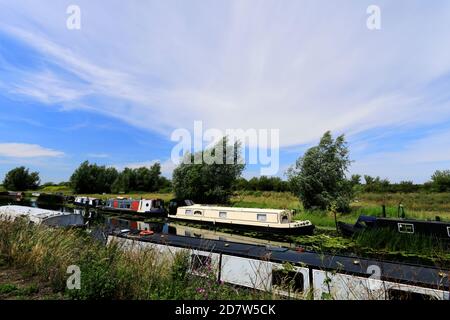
[168,204,314,235]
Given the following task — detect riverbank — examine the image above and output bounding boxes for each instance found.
[0,219,271,300]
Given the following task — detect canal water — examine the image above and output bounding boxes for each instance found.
[0,198,296,248]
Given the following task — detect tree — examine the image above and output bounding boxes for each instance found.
[430,170,450,192]
[3,166,40,191]
[287,131,353,212]
[111,163,164,193]
[70,161,118,194]
[172,137,245,204]
[350,174,361,186]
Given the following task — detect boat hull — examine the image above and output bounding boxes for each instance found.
[338,216,450,240]
[168,216,315,235]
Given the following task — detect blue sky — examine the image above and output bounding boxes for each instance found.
[1,0,450,183]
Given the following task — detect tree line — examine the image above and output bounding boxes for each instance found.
[69,161,171,194]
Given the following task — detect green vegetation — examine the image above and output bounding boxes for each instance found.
[172,137,245,204]
[234,176,290,192]
[430,170,450,192]
[2,167,40,191]
[111,164,171,193]
[69,161,170,194]
[287,131,354,212]
[0,218,270,300]
[70,161,119,194]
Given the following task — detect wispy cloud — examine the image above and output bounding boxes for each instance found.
[1,1,450,148]
[87,153,109,158]
[0,143,64,158]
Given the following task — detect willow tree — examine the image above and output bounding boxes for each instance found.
[287,131,353,212]
[172,137,245,204]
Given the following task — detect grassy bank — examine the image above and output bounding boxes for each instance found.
[0,219,270,300]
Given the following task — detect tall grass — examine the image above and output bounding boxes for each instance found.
[0,218,269,300]
[354,228,450,267]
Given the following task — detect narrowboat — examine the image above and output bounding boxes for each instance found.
[108,229,450,300]
[0,191,24,202]
[74,196,103,207]
[338,215,450,239]
[167,201,314,235]
[0,205,86,227]
[100,197,166,215]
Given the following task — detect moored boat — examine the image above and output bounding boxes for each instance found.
[167,200,314,235]
[0,205,86,227]
[0,191,24,202]
[338,215,450,239]
[100,197,166,215]
[74,196,103,207]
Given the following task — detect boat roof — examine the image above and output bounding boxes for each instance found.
[0,205,71,223]
[111,231,449,290]
[178,205,289,214]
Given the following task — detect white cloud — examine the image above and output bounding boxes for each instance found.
[0,143,64,158]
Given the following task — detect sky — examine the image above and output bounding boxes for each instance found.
[0,0,450,183]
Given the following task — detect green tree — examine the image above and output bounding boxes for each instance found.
[111,167,135,193]
[172,137,245,204]
[70,161,118,194]
[430,170,450,192]
[111,163,163,193]
[3,167,40,191]
[287,131,353,212]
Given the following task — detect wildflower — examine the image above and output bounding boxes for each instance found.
[196,287,206,294]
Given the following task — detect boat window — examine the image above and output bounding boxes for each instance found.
[185,230,192,237]
[146,203,149,207]
[281,215,289,223]
[194,211,203,215]
[191,254,212,272]
[185,209,193,215]
[272,269,304,293]
[257,214,267,222]
[219,211,227,219]
[388,289,436,300]
[398,223,414,234]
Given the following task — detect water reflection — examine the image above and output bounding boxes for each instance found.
[103,216,295,248]
[0,199,295,248]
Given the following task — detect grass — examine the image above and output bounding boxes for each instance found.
[0,218,272,300]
